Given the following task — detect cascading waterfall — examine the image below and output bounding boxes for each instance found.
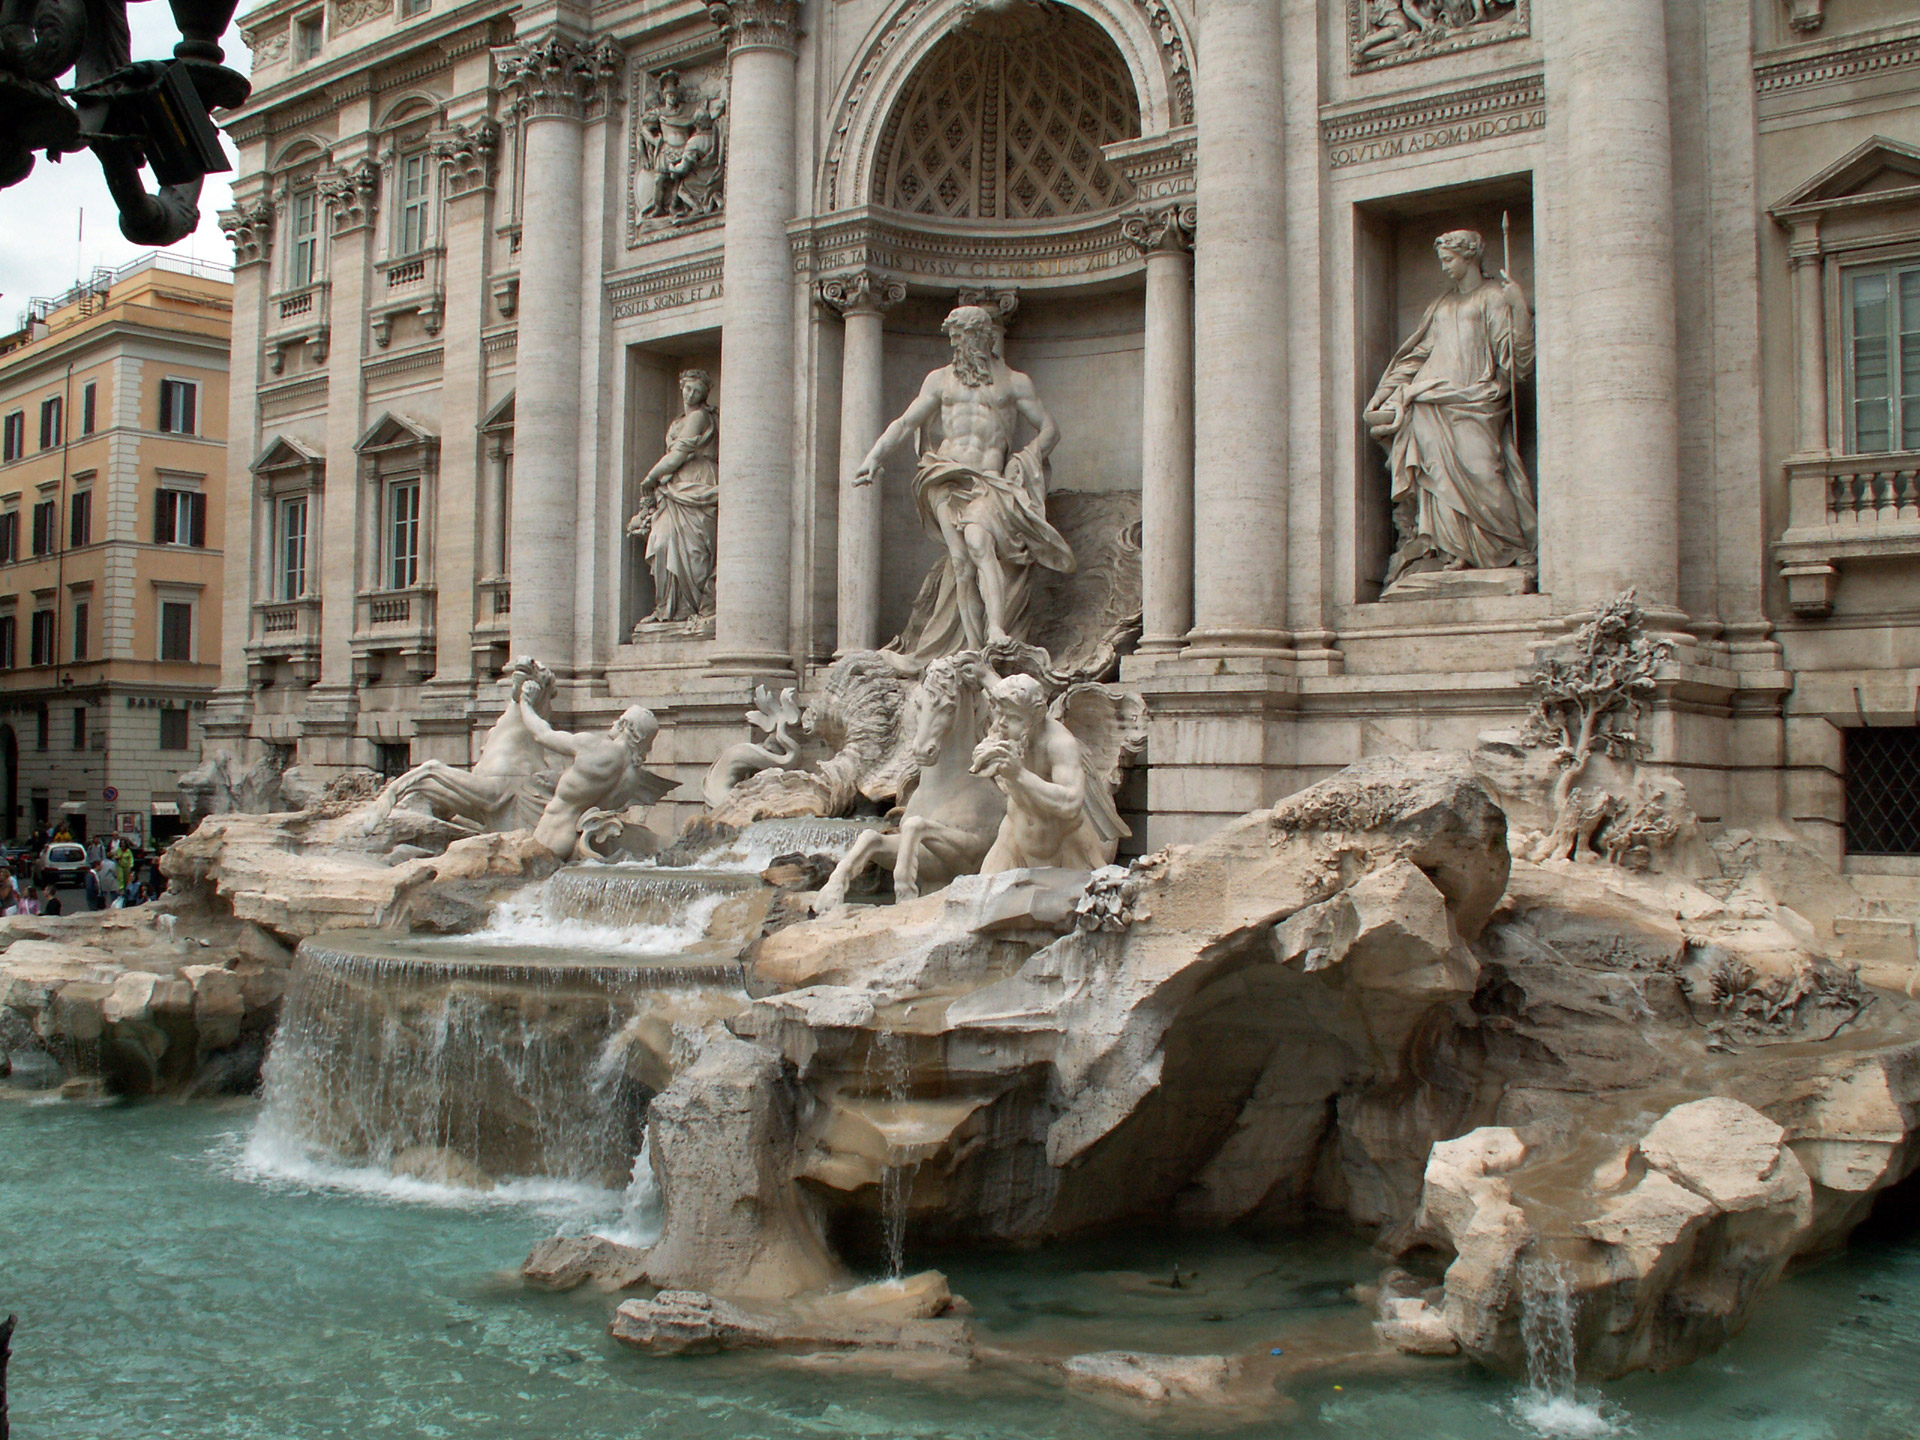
[685,816,887,873]
[1514,1256,1619,1439]
[876,1030,917,1281]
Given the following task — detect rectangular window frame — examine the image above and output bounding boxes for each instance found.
[69,487,91,549]
[80,382,95,437]
[398,153,432,257]
[159,707,190,751]
[158,597,196,663]
[158,378,197,436]
[71,598,87,661]
[0,614,17,670]
[30,500,55,558]
[290,190,319,289]
[70,707,84,751]
[384,477,422,591]
[294,11,323,61]
[0,510,19,564]
[278,494,309,600]
[1842,256,1920,457]
[154,486,207,548]
[28,609,53,667]
[1,412,21,463]
[38,396,61,451]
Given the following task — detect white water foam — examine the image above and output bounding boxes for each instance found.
[470,882,731,956]
[593,1138,664,1249]
[222,1125,624,1226]
[1509,1393,1623,1439]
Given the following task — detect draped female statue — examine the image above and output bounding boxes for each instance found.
[1365,229,1536,588]
[628,369,720,623]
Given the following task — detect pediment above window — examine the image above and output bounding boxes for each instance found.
[1772,136,1920,224]
[354,411,440,458]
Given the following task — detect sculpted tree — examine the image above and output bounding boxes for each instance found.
[1522,589,1673,861]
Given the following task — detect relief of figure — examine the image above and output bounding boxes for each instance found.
[854,305,1075,659]
[627,369,719,624]
[637,69,726,224]
[515,683,676,861]
[970,671,1146,874]
[1365,228,1536,588]
[1357,0,1514,63]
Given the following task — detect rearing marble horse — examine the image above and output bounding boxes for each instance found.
[811,654,1006,912]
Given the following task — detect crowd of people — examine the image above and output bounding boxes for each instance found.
[6,826,168,915]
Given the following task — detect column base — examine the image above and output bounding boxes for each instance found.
[1181,627,1296,661]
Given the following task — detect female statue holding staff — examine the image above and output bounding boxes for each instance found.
[628,368,720,622]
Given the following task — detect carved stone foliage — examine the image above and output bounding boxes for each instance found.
[629,64,728,240]
[706,0,802,54]
[874,6,1140,220]
[333,0,393,32]
[1120,202,1193,256]
[816,270,904,317]
[434,118,500,199]
[1351,0,1529,72]
[499,35,623,120]
[244,25,289,65]
[318,160,379,233]
[219,198,275,266]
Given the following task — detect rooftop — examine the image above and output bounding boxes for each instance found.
[0,252,233,363]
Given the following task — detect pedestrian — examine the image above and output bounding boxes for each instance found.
[116,843,133,894]
[11,888,40,916]
[90,856,117,910]
[37,885,61,917]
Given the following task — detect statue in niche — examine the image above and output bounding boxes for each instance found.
[636,69,726,225]
[515,679,676,861]
[1365,228,1536,590]
[854,304,1076,659]
[627,368,720,624]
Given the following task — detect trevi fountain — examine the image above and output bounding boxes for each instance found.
[10,0,1920,1435]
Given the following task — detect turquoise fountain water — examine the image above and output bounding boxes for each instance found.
[8,1097,1920,1439]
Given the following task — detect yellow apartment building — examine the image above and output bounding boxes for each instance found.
[0,252,229,847]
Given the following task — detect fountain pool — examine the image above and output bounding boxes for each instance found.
[6,1097,1920,1439]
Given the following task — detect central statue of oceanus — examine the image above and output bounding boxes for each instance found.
[855,304,1076,659]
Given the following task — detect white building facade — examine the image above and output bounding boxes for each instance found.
[214,0,1920,866]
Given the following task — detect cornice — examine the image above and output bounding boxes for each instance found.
[606,252,725,317]
[364,345,446,383]
[790,207,1144,288]
[1754,21,1920,98]
[1321,69,1544,169]
[259,374,331,418]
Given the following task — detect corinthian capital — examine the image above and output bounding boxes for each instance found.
[817,270,905,317]
[707,0,801,55]
[1120,203,1195,257]
[498,34,623,119]
[434,117,502,197]
[318,159,380,235]
[218,197,275,267]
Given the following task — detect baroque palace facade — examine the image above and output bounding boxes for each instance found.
[215,0,1920,864]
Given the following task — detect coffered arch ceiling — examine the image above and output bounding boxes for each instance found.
[871,5,1143,221]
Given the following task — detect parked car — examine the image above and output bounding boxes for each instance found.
[37,843,90,889]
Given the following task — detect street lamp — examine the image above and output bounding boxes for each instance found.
[0,0,251,245]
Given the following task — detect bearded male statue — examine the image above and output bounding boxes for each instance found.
[854,305,1075,658]
[515,683,677,861]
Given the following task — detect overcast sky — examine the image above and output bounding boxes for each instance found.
[0,11,250,321]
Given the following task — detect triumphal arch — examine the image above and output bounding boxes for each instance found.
[213,0,1920,867]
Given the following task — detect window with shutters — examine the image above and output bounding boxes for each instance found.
[71,600,86,661]
[158,379,197,435]
[159,600,194,662]
[386,478,421,589]
[0,615,15,669]
[80,381,96,436]
[38,396,61,450]
[0,511,19,563]
[279,495,308,600]
[155,488,207,547]
[70,707,84,750]
[290,190,319,289]
[69,489,90,548]
[1,412,21,463]
[30,501,54,557]
[159,708,189,751]
[28,609,53,666]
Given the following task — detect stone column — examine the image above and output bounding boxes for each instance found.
[316,154,377,699]
[1555,0,1682,613]
[1186,0,1288,655]
[818,270,905,656]
[1789,222,1829,456]
[500,37,593,674]
[213,193,273,715]
[709,0,802,674]
[1124,205,1196,654]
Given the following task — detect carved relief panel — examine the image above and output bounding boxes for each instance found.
[1350,0,1530,72]
[627,57,729,247]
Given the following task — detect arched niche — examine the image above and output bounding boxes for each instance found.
[820,0,1191,215]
